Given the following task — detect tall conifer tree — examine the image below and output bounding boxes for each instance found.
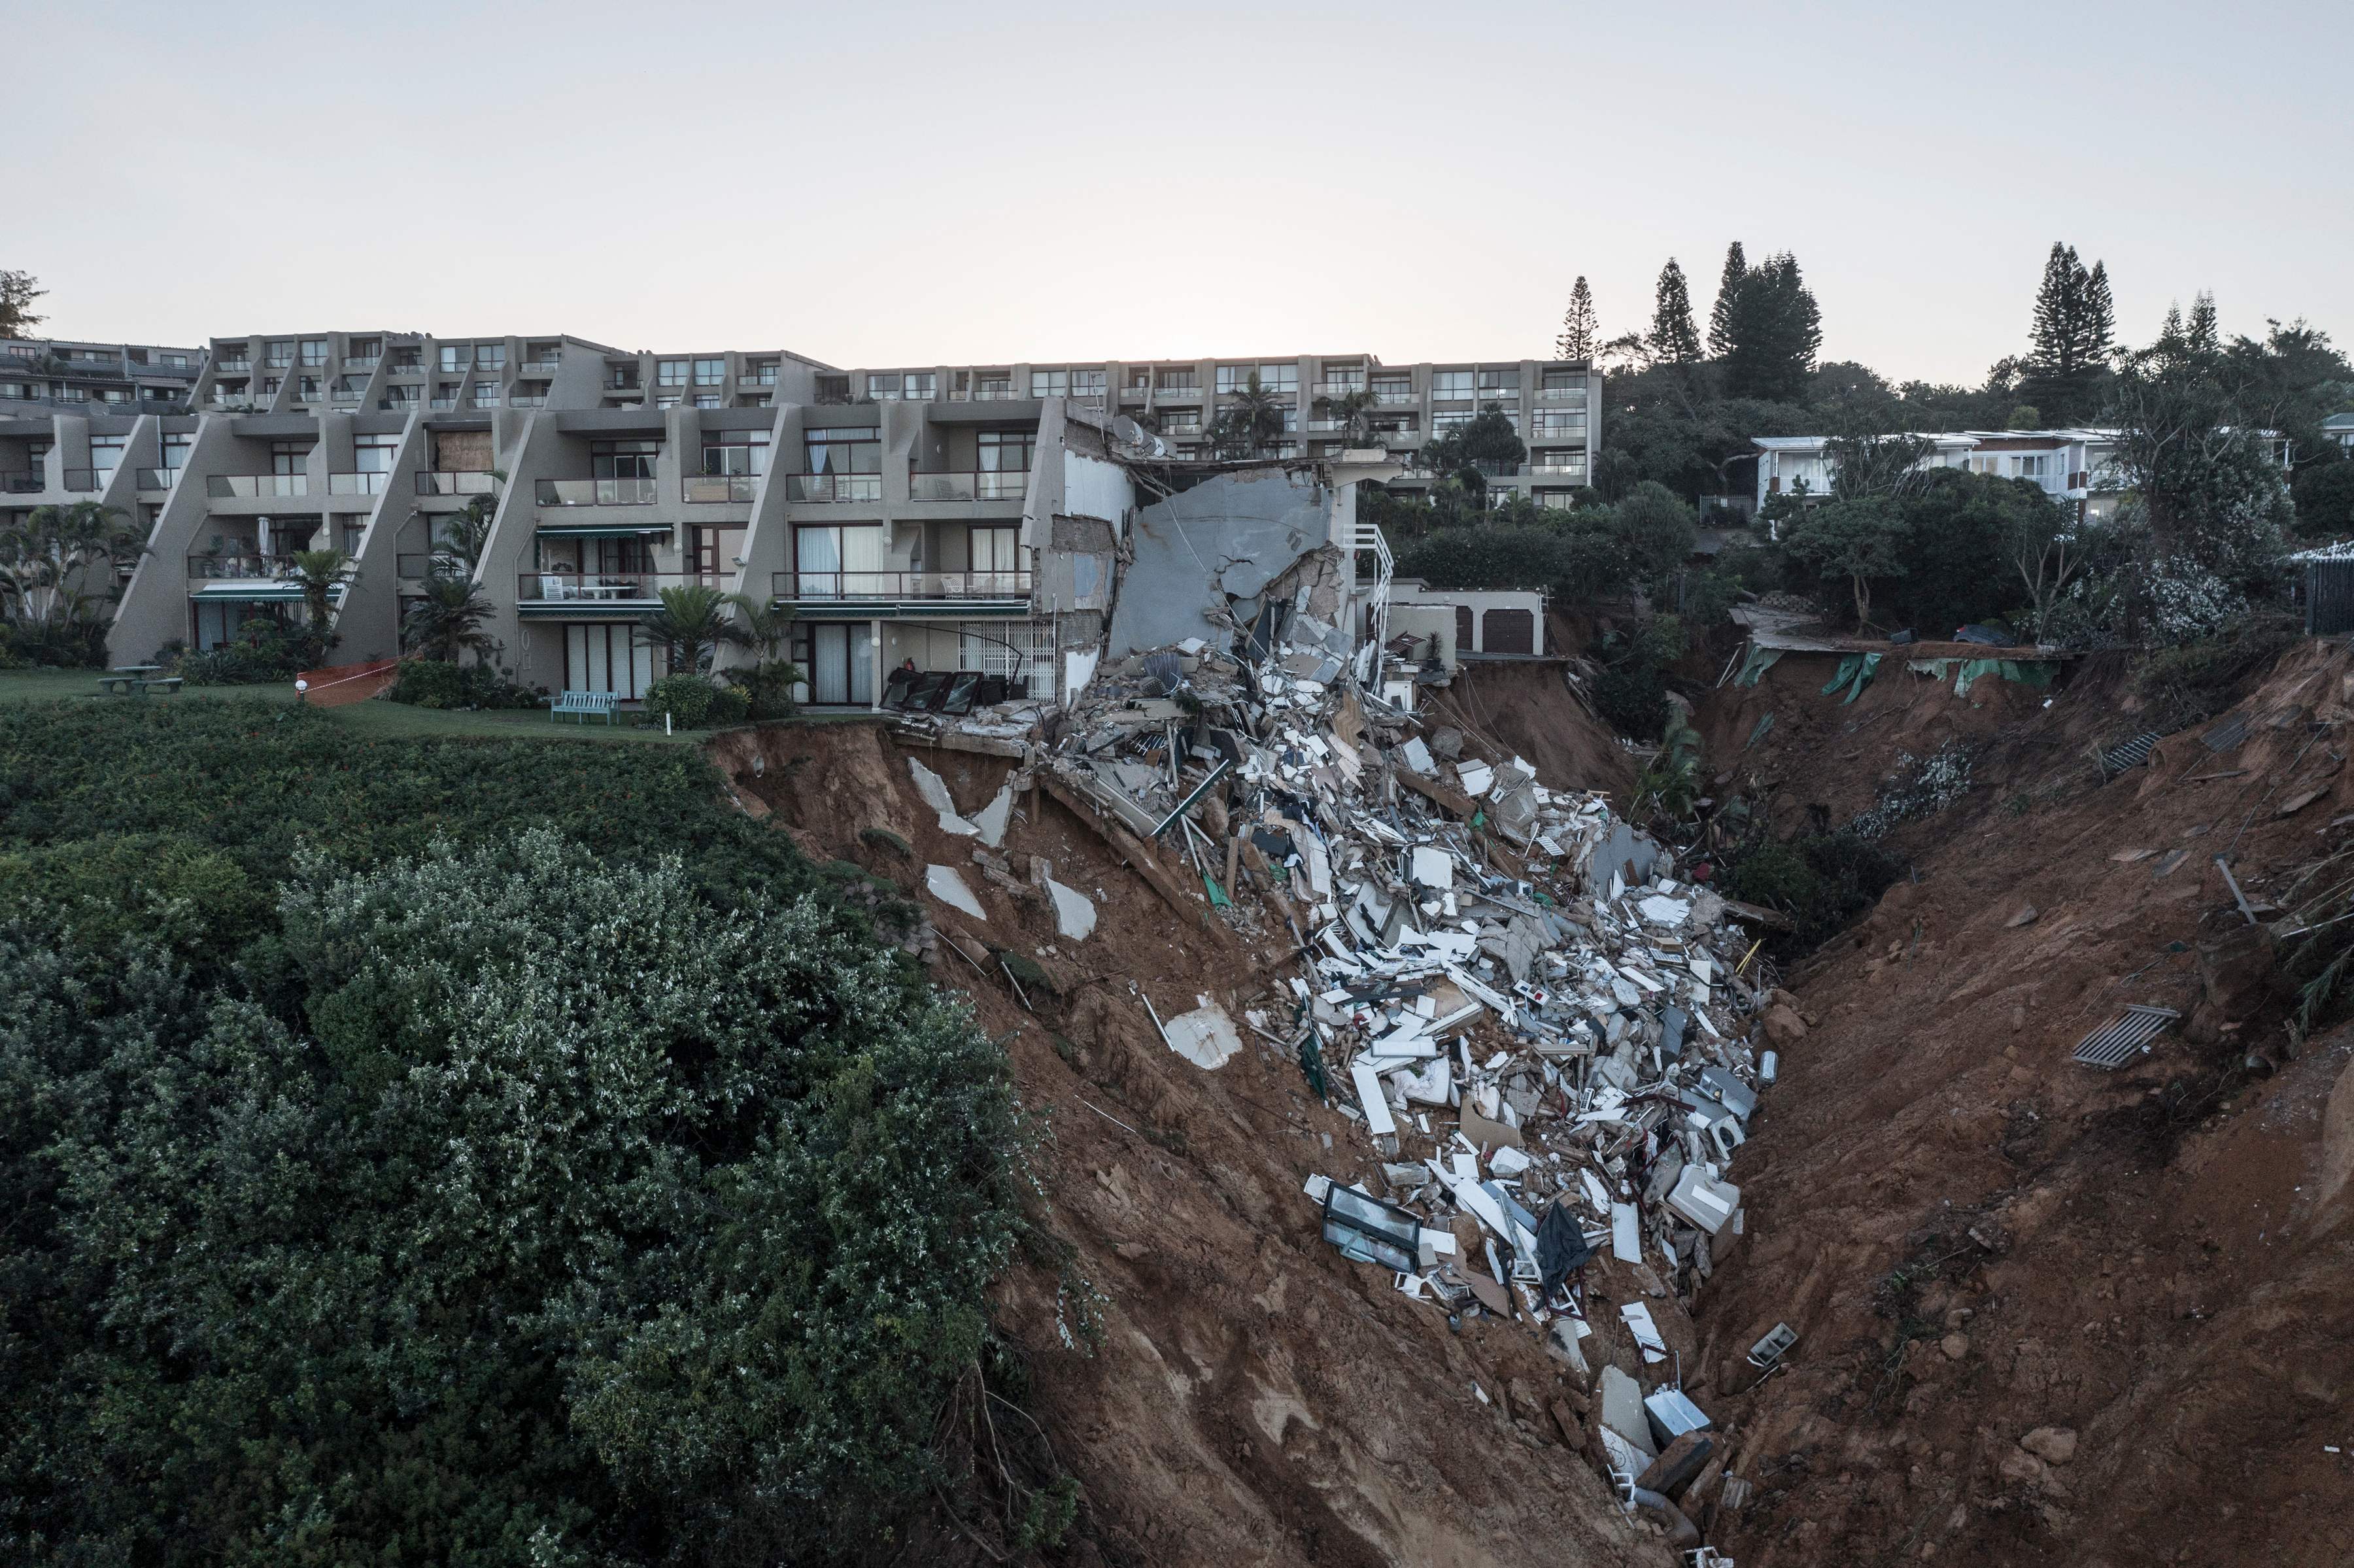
[1648,259,1702,366]
[1555,276,1598,362]
[1707,241,1745,358]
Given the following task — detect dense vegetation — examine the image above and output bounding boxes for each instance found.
[0,700,1032,1565]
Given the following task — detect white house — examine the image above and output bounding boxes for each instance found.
[1753,428,2136,522]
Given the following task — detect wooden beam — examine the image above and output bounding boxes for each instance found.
[1394,766,1477,818]
[1040,777,1207,927]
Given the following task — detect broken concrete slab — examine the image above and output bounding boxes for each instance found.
[924,864,987,921]
[1598,1366,1658,1463]
[1046,878,1097,941]
[1665,1167,1741,1235]
[1163,1000,1242,1070]
[972,785,1015,848]
[1106,470,1339,655]
[908,757,980,836]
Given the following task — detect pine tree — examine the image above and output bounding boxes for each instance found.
[1555,276,1598,362]
[1707,241,1745,358]
[1648,259,1702,366]
[2187,290,2219,353]
[2157,302,2186,351]
[2023,243,2113,423]
[1720,253,1821,401]
[2084,261,2115,364]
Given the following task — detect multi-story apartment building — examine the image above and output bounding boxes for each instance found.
[0,336,207,418]
[0,330,1599,706]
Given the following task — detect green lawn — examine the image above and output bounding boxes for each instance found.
[0,668,702,743]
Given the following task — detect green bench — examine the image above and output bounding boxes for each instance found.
[98,672,182,696]
[551,690,620,725]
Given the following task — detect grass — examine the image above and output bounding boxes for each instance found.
[0,668,692,744]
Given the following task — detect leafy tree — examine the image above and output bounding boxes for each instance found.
[722,591,805,718]
[2293,460,2354,539]
[1707,242,1746,359]
[2006,403,2043,429]
[1611,481,1697,589]
[0,268,44,335]
[1648,259,1703,366]
[1783,497,1911,628]
[1721,252,1822,403]
[1987,473,2092,630]
[2021,242,2115,422]
[1212,371,1286,458]
[400,571,498,662]
[417,472,505,577]
[0,500,141,634]
[288,546,353,638]
[642,581,739,673]
[1556,275,1599,362]
[1825,427,1935,502]
[1318,386,1380,445]
[2109,338,2293,577]
[1420,400,1527,485]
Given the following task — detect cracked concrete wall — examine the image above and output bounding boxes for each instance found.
[1104,468,1341,656]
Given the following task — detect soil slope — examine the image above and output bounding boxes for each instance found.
[1686,639,2354,1568]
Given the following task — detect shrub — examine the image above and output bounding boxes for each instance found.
[643,672,749,729]
[168,617,322,685]
[0,619,107,668]
[1723,830,1904,951]
[386,657,542,709]
[1592,615,1686,739]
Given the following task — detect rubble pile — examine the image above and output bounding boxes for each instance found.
[916,613,1779,1557]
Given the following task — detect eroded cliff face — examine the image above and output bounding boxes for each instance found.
[1685,640,2354,1568]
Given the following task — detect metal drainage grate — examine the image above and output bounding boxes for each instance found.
[2072,1004,2182,1069]
[2100,732,2163,777]
[2200,713,2250,753]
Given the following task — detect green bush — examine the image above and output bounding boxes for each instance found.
[0,619,107,668]
[1723,830,1904,951]
[168,617,322,685]
[386,657,542,709]
[0,704,1035,1565]
[643,672,749,728]
[1592,615,1687,739]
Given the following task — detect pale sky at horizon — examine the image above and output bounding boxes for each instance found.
[13,1,2350,384]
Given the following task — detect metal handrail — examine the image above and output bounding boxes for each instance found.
[683,473,760,503]
[908,470,1029,502]
[772,570,1031,600]
[207,474,309,498]
[188,552,298,579]
[517,570,729,601]
[783,473,883,502]
[535,476,658,505]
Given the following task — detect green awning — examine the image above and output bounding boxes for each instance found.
[535,522,673,537]
[192,584,306,601]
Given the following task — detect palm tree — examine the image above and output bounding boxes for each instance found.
[288,548,354,637]
[1214,372,1287,459]
[642,583,738,674]
[723,592,804,717]
[1321,388,1379,447]
[0,500,143,630]
[401,573,497,664]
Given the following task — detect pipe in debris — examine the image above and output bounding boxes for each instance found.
[1625,1488,1699,1548]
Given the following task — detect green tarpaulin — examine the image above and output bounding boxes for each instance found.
[1732,643,1784,687]
[1820,651,1882,704]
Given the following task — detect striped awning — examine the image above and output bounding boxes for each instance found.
[535,522,674,537]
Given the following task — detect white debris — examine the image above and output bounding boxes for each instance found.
[1163,1001,1242,1070]
[923,864,987,920]
[1046,878,1097,941]
[972,785,1015,847]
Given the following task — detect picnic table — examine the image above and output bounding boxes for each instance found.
[98,666,181,696]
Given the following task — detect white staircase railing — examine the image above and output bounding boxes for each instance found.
[1353,520,1393,685]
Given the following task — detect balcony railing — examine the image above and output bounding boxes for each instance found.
[430,398,458,410]
[329,471,391,495]
[740,372,779,388]
[536,476,658,506]
[1373,388,1417,405]
[972,385,1024,401]
[207,474,309,498]
[206,396,253,411]
[1529,422,1588,440]
[606,376,641,391]
[136,467,181,489]
[1154,385,1201,400]
[908,470,1028,502]
[683,473,760,503]
[345,356,381,371]
[773,570,1032,601]
[1306,418,1346,433]
[386,363,425,377]
[1531,460,1588,475]
[1156,420,1204,436]
[58,468,103,491]
[417,469,498,496]
[1,472,41,494]
[784,472,882,503]
[1537,386,1586,402]
[188,552,297,581]
[511,394,548,408]
[521,359,561,374]
[518,570,726,602]
[214,358,251,373]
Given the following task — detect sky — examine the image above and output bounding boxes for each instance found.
[12,1,2350,385]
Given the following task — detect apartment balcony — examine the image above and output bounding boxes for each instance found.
[136,467,182,489]
[521,359,561,375]
[909,470,1029,503]
[1314,382,1367,399]
[772,570,1032,604]
[1372,389,1418,405]
[1305,418,1346,433]
[971,385,1026,401]
[683,473,759,503]
[1529,424,1589,443]
[208,474,309,498]
[294,392,321,405]
[61,469,102,492]
[1536,385,1588,401]
[1373,430,1420,445]
[1530,460,1588,475]
[511,394,548,408]
[739,373,779,389]
[386,364,425,377]
[188,552,297,581]
[783,472,883,503]
[1155,419,1204,437]
[328,471,391,496]
[345,356,380,371]
[214,358,251,373]
[606,376,641,392]
[1,472,41,494]
[330,390,364,405]
[416,469,498,496]
[536,476,658,506]
[205,396,254,411]
[517,569,728,607]
[430,398,459,410]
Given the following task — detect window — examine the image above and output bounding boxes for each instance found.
[866,373,896,399]
[299,339,328,367]
[693,358,725,386]
[691,393,721,409]
[815,374,850,401]
[805,426,880,474]
[701,430,770,475]
[592,438,660,479]
[265,341,294,367]
[354,434,400,475]
[0,382,29,400]
[657,359,689,386]
[976,373,1014,398]
[747,359,779,384]
[349,337,381,360]
[1430,370,1473,400]
[902,372,935,400]
[655,396,681,409]
[1532,409,1587,438]
[161,433,192,472]
[978,430,1034,472]
[1321,364,1366,390]
[1542,367,1583,390]
[1126,369,1150,393]
[1156,368,1199,394]
[1476,369,1520,395]
[1031,369,1068,398]
[1431,410,1473,434]
[564,623,666,699]
[88,435,126,479]
[334,376,367,396]
[383,384,420,406]
[269,441,311,477]
[1219,364,1296,395]
[1371,375,1412,401]
[160,352,189,369]
[2015,454,2048,479]
[794,524,884,600]
[1071,369,1106,398]
[473,381,502,407]
[297,377,321,400]
[473,344,505,370]
[439,347,468,373]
